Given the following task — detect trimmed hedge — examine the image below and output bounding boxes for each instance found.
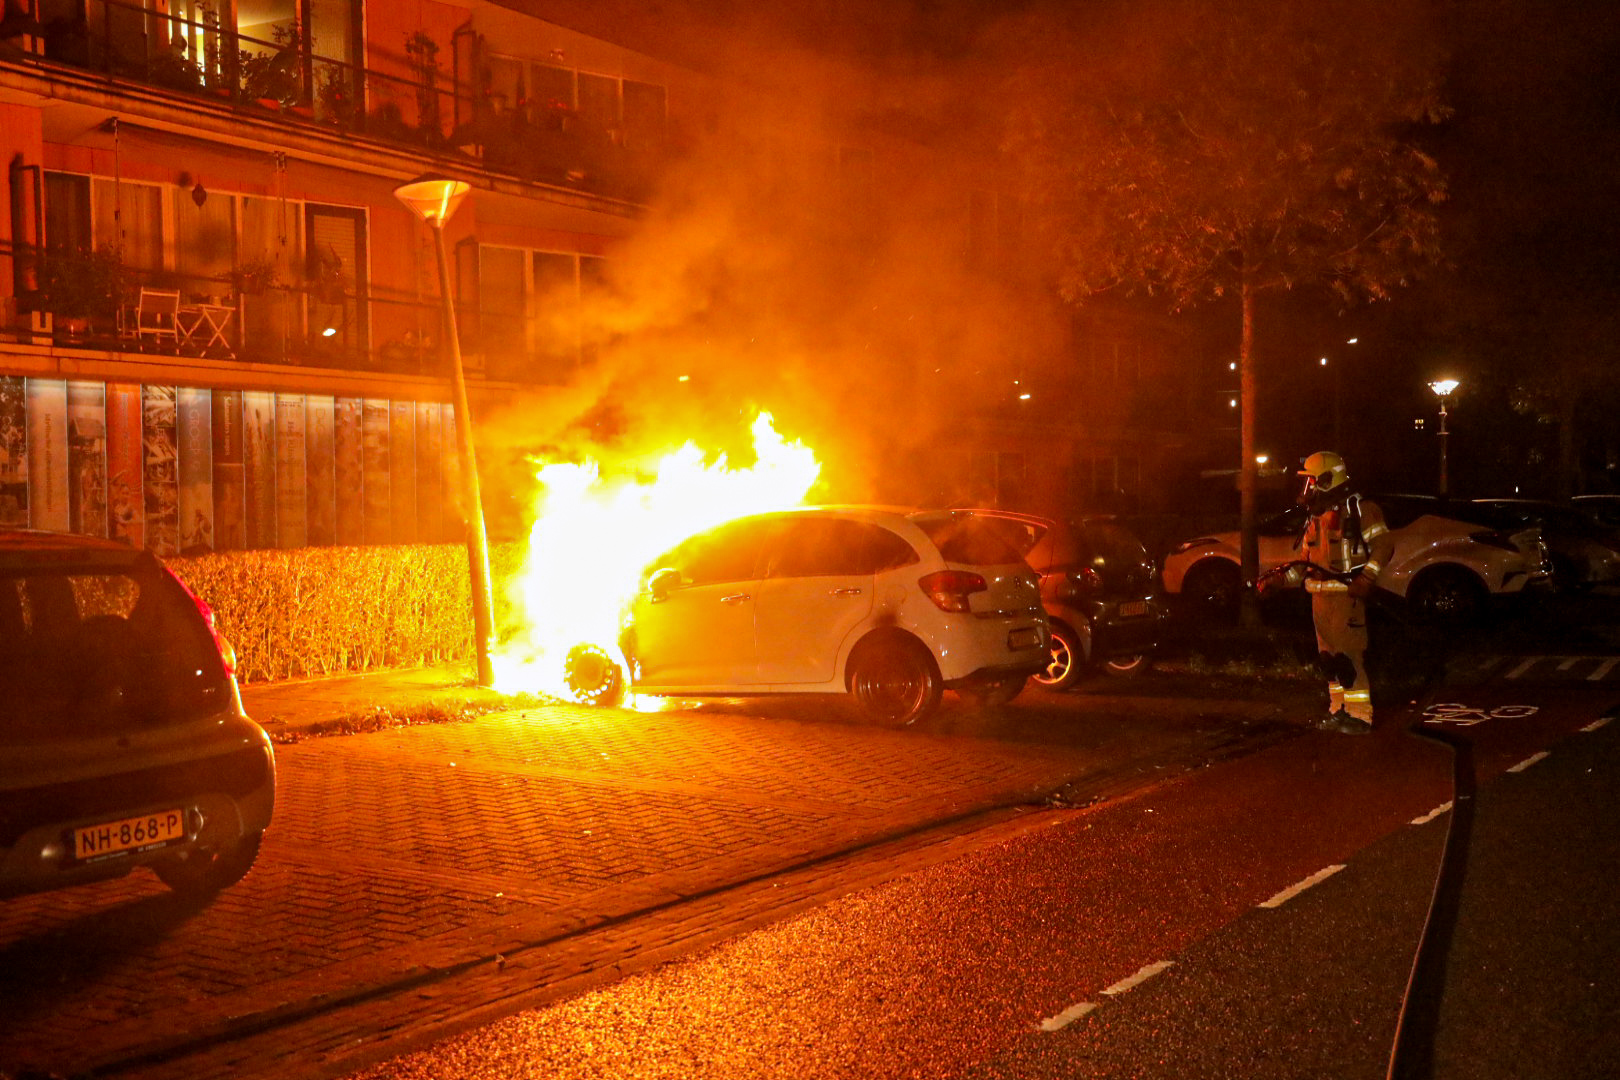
[169,542,523,684]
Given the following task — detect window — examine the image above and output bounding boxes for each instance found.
[668,519,780,586]
[92,178,163,281]
[465,246,602,382]
[305,204,368,354]
[622,81,667,147]
[43,173,90,258]
[577,72,619,133]
[768,520,918,577]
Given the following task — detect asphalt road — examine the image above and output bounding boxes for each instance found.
[342,656,1620,1080]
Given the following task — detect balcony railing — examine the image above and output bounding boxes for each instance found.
[4,0,665,201]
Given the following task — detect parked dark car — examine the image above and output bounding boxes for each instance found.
[1472,498,1620,590]
[1572,494,1620,530]
[958,510,1168,690]
[0,530,274,901]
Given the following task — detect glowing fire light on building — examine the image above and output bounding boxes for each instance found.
[492,412,820,703]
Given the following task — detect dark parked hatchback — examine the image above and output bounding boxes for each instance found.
[0,531,274,901]
[959,510,1168,689]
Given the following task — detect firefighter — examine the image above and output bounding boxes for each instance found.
[1263,452,1396,734]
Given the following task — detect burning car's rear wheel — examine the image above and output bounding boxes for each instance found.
[564,644,626,707]
[848,636,942,726]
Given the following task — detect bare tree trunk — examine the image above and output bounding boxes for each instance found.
[1238,280,1260,629]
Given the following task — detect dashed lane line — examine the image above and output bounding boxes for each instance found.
[1582,716,1613,733]
[1507,751,1551,773]
[1259,865,1345,909]
[1038,961,1176,1033]
[1589,658,1620,681]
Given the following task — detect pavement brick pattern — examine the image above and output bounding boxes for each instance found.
[0,701,1086,1077]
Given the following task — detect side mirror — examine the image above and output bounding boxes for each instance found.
[647,567,682,602]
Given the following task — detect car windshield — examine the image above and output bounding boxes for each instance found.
[911,513,1027,566]
[0,561,228,743]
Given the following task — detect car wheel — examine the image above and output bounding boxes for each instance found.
[848,636,943,726]
[1182,560,1243,622]
[1032,620,1088,691]
[956,676,1028,708]
[155,831,263,898]
[1406,566,1487,624]
[1101,653,1150,678]
[564,643,626,707]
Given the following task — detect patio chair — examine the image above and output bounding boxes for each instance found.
[135,288,181,349]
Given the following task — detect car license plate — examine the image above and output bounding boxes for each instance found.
[73,809,187,863]
[1008,627,1042,650]
[1118,601,1149,618]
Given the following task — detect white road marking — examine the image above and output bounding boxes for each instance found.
[1038,961,1176,1032]
[1508,751,1550,773]
[1038,1001,1098,1032]
[1505,657,1542,679]
[1411,802,1453,825]
[1582,716,1613,733]
[1589,658,1620,681]
[1260,865,1345,909]
[1558,657,1580,671]
[1102,960,1175,996]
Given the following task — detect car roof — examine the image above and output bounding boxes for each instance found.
[0,529,146,571]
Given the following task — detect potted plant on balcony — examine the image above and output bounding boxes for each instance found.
[230,254,280,296]
[42,245,125,341]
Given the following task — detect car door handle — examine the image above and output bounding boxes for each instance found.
[829,587,863,597]
[721,593,751,605]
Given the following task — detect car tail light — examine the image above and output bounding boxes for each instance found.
[164,566,235,677]
[919,570,987,613]
[1469,529,1520,552]
[1056,566,1103,601]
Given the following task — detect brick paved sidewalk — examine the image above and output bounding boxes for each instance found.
[0,666,1308,1080]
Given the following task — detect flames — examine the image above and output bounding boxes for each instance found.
[492,412,821,701]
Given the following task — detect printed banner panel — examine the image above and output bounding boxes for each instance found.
[26,379,68,533]
[335,396,364,546]
[415,401,442,544]
[0,376,25,527]
[390,400,416,544]
[306,395,336,546]
[142,385,180,557]
[276,394,308,550]
[67,381,107,538]
[243,390,277,549]
[362,398,390,545]
[106,382,143,549]
[0,376,453,552]
[212,389,245,551]
[177,388,212,554]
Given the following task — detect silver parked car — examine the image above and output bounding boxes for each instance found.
[1,530,274,901]
[1161,495,1549,622]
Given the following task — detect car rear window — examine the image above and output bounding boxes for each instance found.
[0,562,229,743]
[1072,523,1152,566]
[911,514,1028,566]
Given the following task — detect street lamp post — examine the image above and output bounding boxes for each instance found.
[394,174,496,687]
[1429,378,1459,497]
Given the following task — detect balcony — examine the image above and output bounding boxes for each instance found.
[1,0,666,203]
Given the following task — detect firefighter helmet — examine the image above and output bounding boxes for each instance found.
[1298,451,1351,510]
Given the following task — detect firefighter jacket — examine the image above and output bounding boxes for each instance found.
[1302,493,1396,592]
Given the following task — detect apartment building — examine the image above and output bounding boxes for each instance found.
[0,0,1200,553]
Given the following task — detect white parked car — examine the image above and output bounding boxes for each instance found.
[605,507,1051,724]
[1161,496,1549,622]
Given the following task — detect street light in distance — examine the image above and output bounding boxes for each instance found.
[1429,378,1460,497]
[394,173,496,688]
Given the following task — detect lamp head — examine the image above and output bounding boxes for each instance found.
[1429,378,1459,398]
[393,174,471,226]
